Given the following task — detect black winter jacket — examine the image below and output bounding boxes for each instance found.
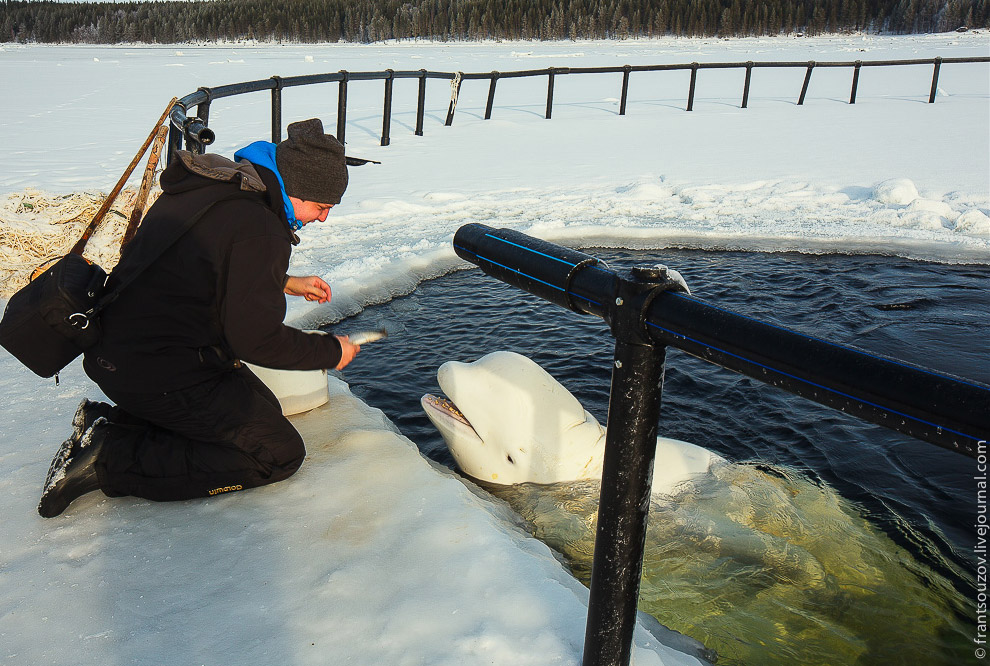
[83,152,342,393]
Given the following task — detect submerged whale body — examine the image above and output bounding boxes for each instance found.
[421,351,971,666]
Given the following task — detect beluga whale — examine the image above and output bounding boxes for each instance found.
[421,350,723,492]
[421,351,971,666]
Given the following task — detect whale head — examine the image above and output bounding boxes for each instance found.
[421,351,606,485]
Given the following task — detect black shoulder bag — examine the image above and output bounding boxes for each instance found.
[0,193,248,379]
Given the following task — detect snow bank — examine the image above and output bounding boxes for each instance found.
[0,352,703,665]
[874,178,920,205]
[4,172,986,305]
[284,171,988,328]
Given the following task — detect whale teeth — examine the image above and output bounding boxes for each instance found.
[428,395,470,426]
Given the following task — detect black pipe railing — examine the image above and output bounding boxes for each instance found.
[166,55,989,162]
[381,69,394,147]
[451,222,989,666]
[618,65,631,115]
[741,61,754,108]
[336,71,348,144]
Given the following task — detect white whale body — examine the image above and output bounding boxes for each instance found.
[420,351,971,665]
[421,350,724,493]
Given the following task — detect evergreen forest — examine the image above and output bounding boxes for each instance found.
[2,0,986,44]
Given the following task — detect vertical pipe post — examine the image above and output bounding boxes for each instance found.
[182,117,194,153]
[337,71,348,144]
[798,61,815,105]
[485,71,499,120]
[929,56,942,103]
[186,129,203,155]
[167,106,184,165]
[196,101,211,127]
[583,339,667,666]
[415,69,427,136]
[849,61,862,104]
[686,63,699,111]
[381,69,394,147]
[546,68,556,119]
[270,76,283,143]
[741,61,753,108]
[619,65,631,116]
[195,87,212,154]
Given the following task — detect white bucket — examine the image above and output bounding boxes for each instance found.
[245,363,329,416]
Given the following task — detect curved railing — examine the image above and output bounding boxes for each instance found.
[166,55,990,162]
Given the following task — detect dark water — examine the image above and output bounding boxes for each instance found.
[331,249,988,657]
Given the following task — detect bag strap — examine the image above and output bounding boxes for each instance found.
[89,191,254,315]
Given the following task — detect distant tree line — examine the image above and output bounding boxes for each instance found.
[2,0,986,44]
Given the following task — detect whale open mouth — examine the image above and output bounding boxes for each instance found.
[422,394,471,427]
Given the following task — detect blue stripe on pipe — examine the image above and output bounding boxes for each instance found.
[646,319,982,445]
[484,233,617,278]
[485,233,576,267]
[667,292,990,393]
[454,244,604,308]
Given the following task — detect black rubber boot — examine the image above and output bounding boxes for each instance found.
[38,417,107,518]
[39,400,111,497]
[69,399,113,446]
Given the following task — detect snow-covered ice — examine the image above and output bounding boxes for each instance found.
[0,33,988,665]
[0,363,700,665]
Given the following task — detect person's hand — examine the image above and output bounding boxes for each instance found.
[334,335,360,370]
[284,275,332,303]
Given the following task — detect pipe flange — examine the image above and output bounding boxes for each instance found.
[563,258,602,314]
[635,265,690,338]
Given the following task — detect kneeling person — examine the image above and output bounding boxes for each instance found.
[39,118,361,518]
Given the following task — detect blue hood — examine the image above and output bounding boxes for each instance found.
[233,141,303,231]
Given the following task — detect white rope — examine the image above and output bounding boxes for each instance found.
[449,71,463,110]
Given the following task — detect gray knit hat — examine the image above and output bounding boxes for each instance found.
[275,118,348,205]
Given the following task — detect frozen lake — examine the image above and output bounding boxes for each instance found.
[1,33,988,666]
